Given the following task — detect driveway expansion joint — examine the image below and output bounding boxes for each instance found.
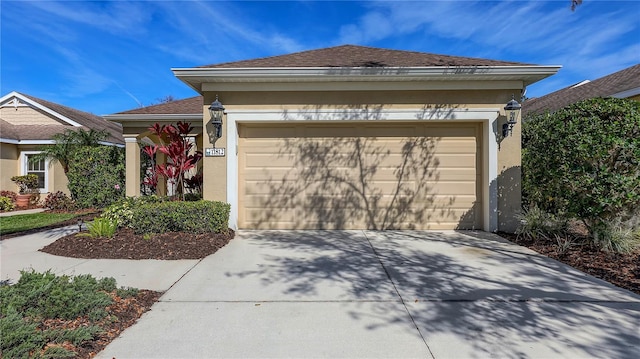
[362,230,436,359]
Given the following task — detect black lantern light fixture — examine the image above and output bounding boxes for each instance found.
[207,95,225,147]
[502,95,522,137]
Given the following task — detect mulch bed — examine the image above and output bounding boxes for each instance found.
[38,290,163,359]
[40,228,235,260]
[501,232,640,295]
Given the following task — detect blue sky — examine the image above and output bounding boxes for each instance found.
[2,0,639,115]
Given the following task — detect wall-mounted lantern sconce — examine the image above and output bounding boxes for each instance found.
[502,95,522,137]
[207,95,225,147]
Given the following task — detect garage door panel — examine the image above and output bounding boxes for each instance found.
[244,154,295,168]
[302,126,359,137]
[240,125,297,138]
[239,122,481,230]
[362,126,421,137]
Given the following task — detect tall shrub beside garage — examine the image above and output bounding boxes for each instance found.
[66,146,126,208]
[522,97,640,249]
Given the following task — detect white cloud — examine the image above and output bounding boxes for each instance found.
[151,0,305,65]
[27,0,151,36]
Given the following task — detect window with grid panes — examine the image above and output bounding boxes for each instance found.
[26,154,46,190]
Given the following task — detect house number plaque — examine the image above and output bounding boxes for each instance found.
[205,148,225,157]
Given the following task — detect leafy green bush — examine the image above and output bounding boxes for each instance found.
[515,206,569,241]
[66,146,125,208]
[102,195,165,228]
[523,97,640,248]
[80,217,118,238]
[11,174,39,194]
[43,191,77,211]
[0,196,14,211]
[130,200,230,235]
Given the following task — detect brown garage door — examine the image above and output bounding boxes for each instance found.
[238,122,482,230]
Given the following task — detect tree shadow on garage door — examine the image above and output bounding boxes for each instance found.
[233,230,639,358]
[247,104,479,230]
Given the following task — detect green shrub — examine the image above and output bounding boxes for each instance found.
[592,220,640,254]
[43,191,76,211]
[102,195,165,228]
[0,270,114,321]
[0,196,15,211]
[11,174,39,194]
[130,200,230,235]
[66,146,125,209]
[80,217,118,238]
[523,97,640,245]
[0,190,18,202]
[0,271,133,358]
[0,306,50,358]
[515,206,569,241]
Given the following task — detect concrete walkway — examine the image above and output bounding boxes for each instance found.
[1,226,198,291]
[0,208,45,217]
[2,229,638,358]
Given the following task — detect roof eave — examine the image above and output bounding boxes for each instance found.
[172,65,561,93]
[105,114,203,121]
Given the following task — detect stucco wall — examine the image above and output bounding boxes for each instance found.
[1,143,19,191]
[200,89,523,232]
[1,144,70,195]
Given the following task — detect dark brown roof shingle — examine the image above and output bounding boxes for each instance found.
[116,96,202,115]
[523,64,640,117]
[0,120,86,141]
[200,44,531,68]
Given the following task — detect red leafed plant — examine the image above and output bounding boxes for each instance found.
[146,122,202,200]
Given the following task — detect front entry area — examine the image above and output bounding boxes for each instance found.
[238,122,483,230]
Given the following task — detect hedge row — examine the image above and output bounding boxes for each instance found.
[129,200,230,235]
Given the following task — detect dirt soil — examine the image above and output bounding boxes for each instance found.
[501,233,640,295]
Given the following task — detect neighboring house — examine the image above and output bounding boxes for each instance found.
[0,91,124,195]
[523,64,640,117]
[106,45,560,232]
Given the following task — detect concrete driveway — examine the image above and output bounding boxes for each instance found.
[93,230,639,358]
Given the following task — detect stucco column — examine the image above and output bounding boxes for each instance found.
[497,105,522,233]
[124,137,140,197]
[202,103,227,202]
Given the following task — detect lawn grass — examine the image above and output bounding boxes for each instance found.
[0,212,78,235]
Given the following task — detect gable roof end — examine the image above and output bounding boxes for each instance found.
[0,91,123,145]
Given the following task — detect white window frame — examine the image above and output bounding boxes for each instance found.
[20,151,49,193]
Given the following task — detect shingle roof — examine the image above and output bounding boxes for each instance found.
[200,44,531,68]
[0,120,84,141]
[115,96,202,115]
[523,64,640,117]
[14,92,124,144]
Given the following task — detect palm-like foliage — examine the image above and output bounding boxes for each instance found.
[33,129,108,173]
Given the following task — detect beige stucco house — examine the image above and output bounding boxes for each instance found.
[106,45,560,232]
[0,91,124,195]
